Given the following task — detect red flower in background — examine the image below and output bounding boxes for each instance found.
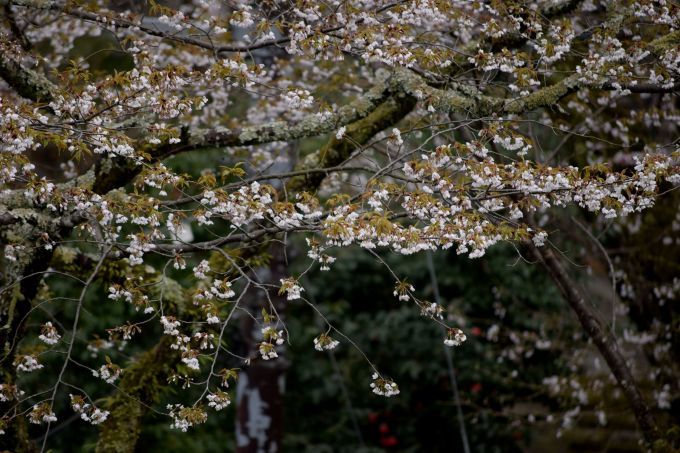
[380,436,399,448]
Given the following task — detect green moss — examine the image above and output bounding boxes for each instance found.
[0,52,54,102]
[648,30,680,55]
[92,157,142,195]
[287,92,416,192]
[96,337,178,453]
[504,75,579,114]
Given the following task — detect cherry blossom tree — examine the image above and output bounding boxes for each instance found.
[0,0,678,451]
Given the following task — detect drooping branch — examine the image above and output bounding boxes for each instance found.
[92,247,254,452]
[0,176,95,369]
[45,248,189,453]
[526,241,661,447]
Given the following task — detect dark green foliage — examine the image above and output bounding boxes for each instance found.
[278,245,565,452]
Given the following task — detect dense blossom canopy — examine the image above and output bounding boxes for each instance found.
[0,0,678,451]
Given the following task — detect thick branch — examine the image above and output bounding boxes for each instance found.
[288,91,417,191]
[91,71,389,200]
[91,77,393,194]
[394,67,580,117]
[159,79,392,157]
[0,48,54,102]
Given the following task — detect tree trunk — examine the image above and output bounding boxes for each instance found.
[0,239,54,453]
[235,245,288,453]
